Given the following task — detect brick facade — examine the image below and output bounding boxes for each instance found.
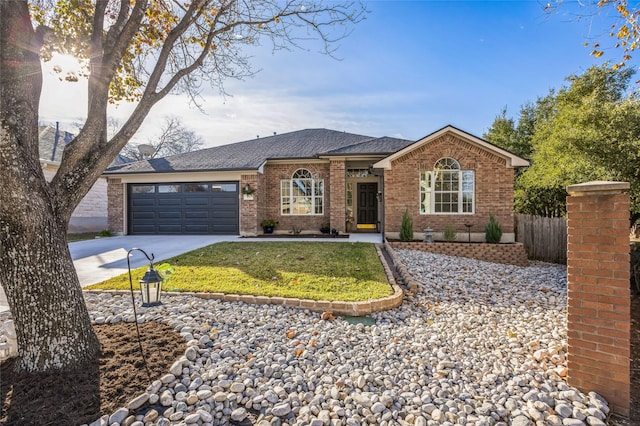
[261,162,332,233]
[329,160,346,233]
[107,178,124,234]
[383,134,515,241]
[240,174,259,236]
[566,181,631,416]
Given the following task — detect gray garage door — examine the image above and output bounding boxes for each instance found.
[128,182,239,235]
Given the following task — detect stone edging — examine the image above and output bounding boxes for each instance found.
[84,244,404,317]
[383,241,420,293]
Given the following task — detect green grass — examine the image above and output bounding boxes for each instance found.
[67,230,112,242]
[85,242,392,302]
[67,232,101,242]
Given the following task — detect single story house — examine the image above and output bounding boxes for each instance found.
[104,125,529,241]
[40,124,132,232]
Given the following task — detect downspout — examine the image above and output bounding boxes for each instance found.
[51,121,60,162]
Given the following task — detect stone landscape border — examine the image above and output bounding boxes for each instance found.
[84,245,404,317]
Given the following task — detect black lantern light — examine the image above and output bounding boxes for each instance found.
[127,248,164,307]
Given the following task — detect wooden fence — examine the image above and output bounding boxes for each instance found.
[515,214,567,264]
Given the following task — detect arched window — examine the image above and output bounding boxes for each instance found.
[281,169,324,215]
[420,158,474,214]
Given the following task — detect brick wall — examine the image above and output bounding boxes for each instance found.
[107,178,124,234]
[566,181,631,416]
[261,163,331,233]
[240,174,259,236]
[383,134,515,240]
[390,241,529,266]
[329,160,346,233]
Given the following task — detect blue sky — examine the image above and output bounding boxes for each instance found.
[39,0,635,147]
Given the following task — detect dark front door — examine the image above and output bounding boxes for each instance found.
[357,183,378,228]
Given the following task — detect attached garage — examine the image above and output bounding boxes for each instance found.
[128,181,239,235]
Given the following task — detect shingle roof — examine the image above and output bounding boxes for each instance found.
[39,125,74,163]
[324,136,414,155]
[106,129,411,174]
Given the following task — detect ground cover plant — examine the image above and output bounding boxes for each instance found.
[86,242,392,302]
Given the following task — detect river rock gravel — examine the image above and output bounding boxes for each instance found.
[82,250,613,426]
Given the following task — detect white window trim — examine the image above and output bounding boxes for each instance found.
[281,169,324,216]
[420,168,475,215]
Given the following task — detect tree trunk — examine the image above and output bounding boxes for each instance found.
[0,220,101,373]
[0,1,100,373]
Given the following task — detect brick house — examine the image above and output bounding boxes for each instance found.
[104,125,529,240]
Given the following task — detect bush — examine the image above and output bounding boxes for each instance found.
[485,214,502,244]
[399,208,413,241]
[97,229,112,237]
[443,224,457,242]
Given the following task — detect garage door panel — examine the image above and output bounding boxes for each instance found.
[132,210,155,219]
[158,198,181,206]
[131,224,156,234]
[185,211,209,219]
[158,211,181,219]
[129,181,238,235]
[157,224,182,233]
[185,197,209,206]
[132,198,155,207]
[184,224,209,233]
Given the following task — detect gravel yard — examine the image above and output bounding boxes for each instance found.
[69,249,616,426]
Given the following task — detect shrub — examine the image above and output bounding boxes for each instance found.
[485,214,502,244]
[97,229,112,237]
[399,208,413,241]
[443,224,457,242]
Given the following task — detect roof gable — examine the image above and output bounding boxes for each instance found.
[373,125,530,169]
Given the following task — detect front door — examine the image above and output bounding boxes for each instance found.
[357,182,378,230]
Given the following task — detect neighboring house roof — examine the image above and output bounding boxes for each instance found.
[373,125,530,169]
[39,125,74,163]
[105,129,409,174]
[38,125,135,167]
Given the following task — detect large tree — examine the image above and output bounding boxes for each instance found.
[485,64,639,217]
[0,0,364,373]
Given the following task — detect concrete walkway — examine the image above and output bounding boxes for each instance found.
[0,233,383,313]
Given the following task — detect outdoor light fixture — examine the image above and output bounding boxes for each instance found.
[464,223,473,242]
[127,248,164,307]
[243,183,252,193]
[423,227,433,243]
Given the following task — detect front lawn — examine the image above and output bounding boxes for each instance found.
[85,242,392,302]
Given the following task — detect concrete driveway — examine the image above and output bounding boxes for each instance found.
[0,235,239,313]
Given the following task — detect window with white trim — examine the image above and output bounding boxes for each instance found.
[281,169,324,215]
[420,158,474,214]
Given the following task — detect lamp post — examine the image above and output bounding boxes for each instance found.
[127,248,164,307]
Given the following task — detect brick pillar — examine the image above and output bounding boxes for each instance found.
[240,174,258,236]
[329,160,346,233]
[107,178,124,235]
[566,181,630,416]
